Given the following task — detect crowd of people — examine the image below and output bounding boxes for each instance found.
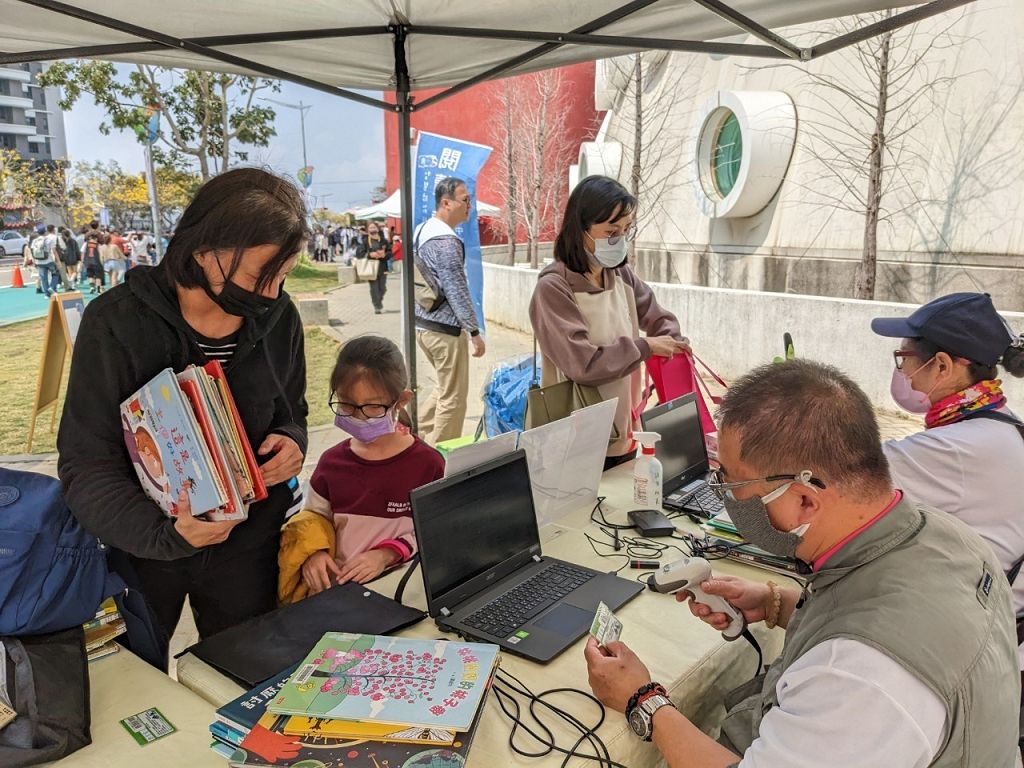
[54,166,1024,766]
[22,221,165,296]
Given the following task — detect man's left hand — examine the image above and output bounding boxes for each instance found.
[583,637,653,713]
[258,434,304,486]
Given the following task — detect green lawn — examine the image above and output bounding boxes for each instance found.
[285,263,339,295]
[0,319,339,456]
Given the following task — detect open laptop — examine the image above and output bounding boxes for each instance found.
[410,450,644,663]
[640,393,723,519]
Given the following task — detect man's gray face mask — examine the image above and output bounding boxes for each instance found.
[722,479,811,560]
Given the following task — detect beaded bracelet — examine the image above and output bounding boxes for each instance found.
[764,581,782,629]
[627,682,667,716]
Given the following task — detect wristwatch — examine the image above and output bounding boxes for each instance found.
[627,692,676,741]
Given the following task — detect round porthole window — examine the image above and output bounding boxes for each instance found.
[712,111,743,198]
[693,91,796,219]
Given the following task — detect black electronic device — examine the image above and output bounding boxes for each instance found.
[627,508,677,537]
[410,450,643,663]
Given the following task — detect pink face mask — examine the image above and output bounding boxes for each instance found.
[334,409,397,443]
[889,357,936,414]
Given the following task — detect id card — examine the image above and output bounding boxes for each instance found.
[589,601,623,648]
[120,707,177,746]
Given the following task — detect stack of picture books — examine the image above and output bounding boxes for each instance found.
[84,597,125,662]
[210,632,500,768]
[702,511,801,577]
[120,361,266,520]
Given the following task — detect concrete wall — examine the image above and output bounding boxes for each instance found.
[599,2,1024,311]
[482,262,1024,410]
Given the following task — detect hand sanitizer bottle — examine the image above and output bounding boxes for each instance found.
[633,431,663,508]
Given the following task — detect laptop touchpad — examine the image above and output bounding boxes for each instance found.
[533,604,592,636]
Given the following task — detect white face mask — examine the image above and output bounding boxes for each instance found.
[588,234,628,269]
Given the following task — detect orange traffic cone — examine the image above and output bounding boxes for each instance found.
[11,265,25,288]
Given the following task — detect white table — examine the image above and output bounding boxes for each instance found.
[46,649,224,767]
[176,463,787,767]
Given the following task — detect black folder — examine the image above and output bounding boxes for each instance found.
[182,582,425,687]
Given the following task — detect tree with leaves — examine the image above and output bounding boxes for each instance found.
[0,148,78,226]
[38,62,279,180]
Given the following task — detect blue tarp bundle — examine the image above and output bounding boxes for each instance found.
[482,355,540,437]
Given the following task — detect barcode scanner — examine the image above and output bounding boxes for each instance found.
[647,556,746,641]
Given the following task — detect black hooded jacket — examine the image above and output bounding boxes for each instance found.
[57,263,308,562]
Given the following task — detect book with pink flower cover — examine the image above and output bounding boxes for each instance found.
[266,632,499,732]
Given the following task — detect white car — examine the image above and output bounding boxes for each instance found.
[0,230,29,258]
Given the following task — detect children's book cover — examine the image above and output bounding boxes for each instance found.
[281,715,456,746]
[120,368,225,517]
[216,664,300,735]
[268,633,499,732]
[230,687,488,768]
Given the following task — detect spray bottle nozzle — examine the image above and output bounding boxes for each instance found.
[634,431,661,456]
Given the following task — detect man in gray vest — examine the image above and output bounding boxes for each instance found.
[584,359,1020,767]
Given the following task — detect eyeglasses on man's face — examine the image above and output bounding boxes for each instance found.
[706,468,827,501]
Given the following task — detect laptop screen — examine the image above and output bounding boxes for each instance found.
[411,451,541,610]
[640,393,709,494]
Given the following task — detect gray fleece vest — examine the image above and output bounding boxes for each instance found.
[720,498,1020,766]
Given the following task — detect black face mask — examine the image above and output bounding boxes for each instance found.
[203,258,282,319]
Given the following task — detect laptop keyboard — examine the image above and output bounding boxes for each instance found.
[462,563,595,639]
[666,483,724,517]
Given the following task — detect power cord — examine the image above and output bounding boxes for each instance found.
[492,667,630,768]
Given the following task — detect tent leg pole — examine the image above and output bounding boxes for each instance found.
[393,24,419,431]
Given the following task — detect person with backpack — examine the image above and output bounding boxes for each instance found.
[59,227,82,286]
[31,224,61,297]
[57,168,309,664]
[81,232,104,294]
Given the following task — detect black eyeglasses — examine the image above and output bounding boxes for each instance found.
[329,399,396,419]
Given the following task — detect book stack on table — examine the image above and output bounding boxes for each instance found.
[209,632,500,767]
[84,597,126,662]
[702,511,802,577]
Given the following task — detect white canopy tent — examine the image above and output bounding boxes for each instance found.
[0,0,976,425]
[354,190,500,221]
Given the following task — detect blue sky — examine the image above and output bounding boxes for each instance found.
[63,78,386,211]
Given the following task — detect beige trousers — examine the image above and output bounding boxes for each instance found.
[417,329,470,444]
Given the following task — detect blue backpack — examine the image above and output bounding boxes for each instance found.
[0,467,124,636]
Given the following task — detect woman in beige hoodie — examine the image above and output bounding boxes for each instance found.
[529,175,689,470]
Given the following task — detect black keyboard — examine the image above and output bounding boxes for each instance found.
[665,483,724,518]
[462,562,595,639]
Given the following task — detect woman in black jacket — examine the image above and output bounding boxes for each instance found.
[356,221,392,314]
[58,168,310,662]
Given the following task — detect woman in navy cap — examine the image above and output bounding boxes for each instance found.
[872,291,1024,668]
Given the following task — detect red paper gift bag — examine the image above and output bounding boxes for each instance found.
[644,353,726,435]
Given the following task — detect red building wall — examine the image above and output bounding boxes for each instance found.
[384,62,600,245]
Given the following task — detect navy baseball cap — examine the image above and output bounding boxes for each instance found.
[871,292,1015,367]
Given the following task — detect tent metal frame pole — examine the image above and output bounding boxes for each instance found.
[11,0,391,110]
[416,0,660,111]
[689,0,805,60]
[807,0,978,59]
[405,25,787,59]
[391,23,419,430]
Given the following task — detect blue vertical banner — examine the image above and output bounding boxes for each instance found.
[413,131,493,333]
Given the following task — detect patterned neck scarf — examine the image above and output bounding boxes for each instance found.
[925,379,1006,429]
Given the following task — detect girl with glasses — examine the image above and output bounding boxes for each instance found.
[278,336,443,602]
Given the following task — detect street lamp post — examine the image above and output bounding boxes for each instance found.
[260,96,312,171]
